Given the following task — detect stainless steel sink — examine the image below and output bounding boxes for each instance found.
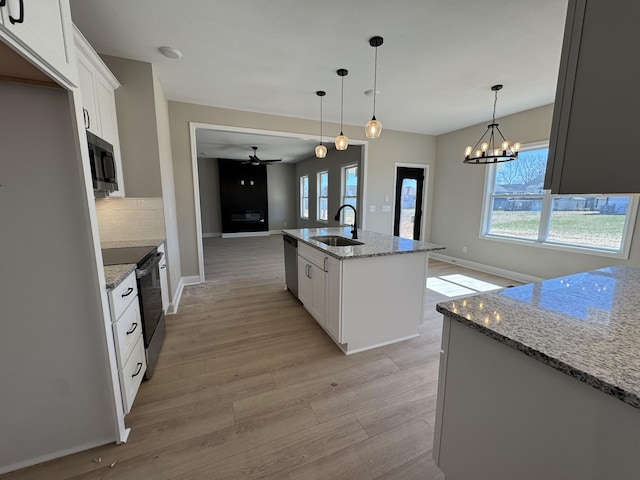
[311,235,364,247]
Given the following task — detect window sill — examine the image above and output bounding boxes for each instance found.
[480,234,630,260]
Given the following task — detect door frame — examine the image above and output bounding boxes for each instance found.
[189,122,370,283]
[391,162,429,241]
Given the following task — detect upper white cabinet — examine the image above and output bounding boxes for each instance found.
[545,0,640,194]
[0,0,77,88]
[74,25,125,197]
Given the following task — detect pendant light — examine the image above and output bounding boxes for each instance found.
[335,69,349,150]
[463,84,520,164]
[365,36,383,138]
[315,91,327,158]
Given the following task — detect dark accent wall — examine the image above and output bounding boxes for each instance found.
[218,159,269,233]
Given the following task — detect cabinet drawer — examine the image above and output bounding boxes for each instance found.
[299,243,329,271]
[112,300,142,369]
[119,337,146,415]
[108,271,138,321]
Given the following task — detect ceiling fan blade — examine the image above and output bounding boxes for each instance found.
[261,159,282,163]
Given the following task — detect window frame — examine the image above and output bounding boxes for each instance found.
[340,164,358,225]
[480,141,638,259]
[300,175,309,219]
[317,170,329,222]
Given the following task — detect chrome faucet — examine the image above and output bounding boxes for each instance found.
[334,204,358,239]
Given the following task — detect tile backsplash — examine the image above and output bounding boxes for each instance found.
[95,197,166,243]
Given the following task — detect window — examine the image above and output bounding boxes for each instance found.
[340,165,358,225]
[300,175,309,219]
[317,171,328,222]
[482,143,637,257]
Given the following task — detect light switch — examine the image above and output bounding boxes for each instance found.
[370,205,376,212]
[382,205,392,213]
[385,195,390,202]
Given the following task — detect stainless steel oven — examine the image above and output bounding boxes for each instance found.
[102,246,166,379]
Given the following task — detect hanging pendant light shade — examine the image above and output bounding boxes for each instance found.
[315,90,327,158]
[365,36,383,138]
[335,68,349,150]
[463,84,520,164]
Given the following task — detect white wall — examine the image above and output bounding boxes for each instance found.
[169,101,437,277]
[0,83,115,472]
[431,104,640,279]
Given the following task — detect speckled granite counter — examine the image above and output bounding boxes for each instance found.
[101,238,165,249]
[436,265,640,409]
[282,227,444,260]
[104,263,136,289]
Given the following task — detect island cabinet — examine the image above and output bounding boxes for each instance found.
[545,0,640,194]
[289,228,444,354]
[297,243,329,334]
[434,266,640,479]
[0,0,78,88]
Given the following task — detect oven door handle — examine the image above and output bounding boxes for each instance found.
[136,252,163,278]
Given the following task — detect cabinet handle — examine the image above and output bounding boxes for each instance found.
[131,362,143,378]
[82,108,89,129]
[125,322,138,335]
[121,287,134,298]
[0,1,6,8]
[9,0,24,24]
[323,257,328,272]
[86,109,91,130]
[307,264,312,279]
[160,264,166,269]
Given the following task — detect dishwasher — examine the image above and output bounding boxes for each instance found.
[283,234,298,297]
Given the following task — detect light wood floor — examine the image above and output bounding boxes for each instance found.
[4,235,517,480]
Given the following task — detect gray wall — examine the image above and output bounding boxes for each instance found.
[0,83,115,470]
[169,101,437,277]
[295,145,362,229]
[197,157,296,235]
[431,104,640,279]
[100,55,182,307]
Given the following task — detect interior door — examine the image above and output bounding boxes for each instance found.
[393,167,425,240]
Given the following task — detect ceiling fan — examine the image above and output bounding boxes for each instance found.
[241,146,282,166]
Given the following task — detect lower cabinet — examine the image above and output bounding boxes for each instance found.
[107,270,146,415]
[297,244,342,343]
[158,242,169,313]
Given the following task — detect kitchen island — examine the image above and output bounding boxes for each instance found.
[283,227,444,353]
[434,266,640,480]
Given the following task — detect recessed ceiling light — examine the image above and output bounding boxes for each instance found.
[159,46,183,59]
[364,89,380,97]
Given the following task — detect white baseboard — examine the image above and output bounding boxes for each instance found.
[221,231,270,238]
[0,437,115,475]
[428,252,543,284]
[202,232,221,238]
[182,275,201,285]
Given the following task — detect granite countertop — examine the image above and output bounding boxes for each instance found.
[436,265,640,409]
[101,238,165,249]
[104,263,136,289]
[282,227,445,260]
[101,238,165,289]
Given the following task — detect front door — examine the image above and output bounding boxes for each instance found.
[393,166,425,240]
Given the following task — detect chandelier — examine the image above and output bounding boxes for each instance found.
[464,84,520,164]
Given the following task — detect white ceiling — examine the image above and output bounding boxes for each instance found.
[69,0,568,140]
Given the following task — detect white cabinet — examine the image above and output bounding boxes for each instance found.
[107,271,146,415]
[324,255,342,342]
[73,25,125,197]
[545,0,640,194]
[298,244,327,325]
[158,242,169,313]
[0,0,77,88]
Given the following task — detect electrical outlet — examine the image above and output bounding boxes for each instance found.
[462,246,468,254]
[284,222,287,227]
[370,205,376,212]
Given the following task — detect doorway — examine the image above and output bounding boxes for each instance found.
[393,165,427,240]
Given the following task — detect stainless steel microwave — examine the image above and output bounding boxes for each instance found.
[87,131,118,195]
